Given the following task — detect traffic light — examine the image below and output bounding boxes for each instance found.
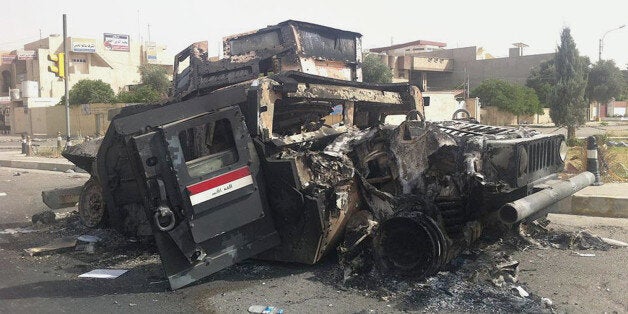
[48,53,65,78]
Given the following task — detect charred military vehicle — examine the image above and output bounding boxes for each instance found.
[58,20,594,289]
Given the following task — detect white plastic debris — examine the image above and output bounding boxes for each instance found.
[78,269,128,279]
[0,227,37,234]
[541,297,553,307]
[573,252,596,257]
[600,237,628,248]
[77,235,102,243]
[0,192,7,196]
[513,285,529,298]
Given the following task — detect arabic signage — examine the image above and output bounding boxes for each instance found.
[71,38,96,53]
[1,54,16,65]
[103,33,130,52]
[17,50,37,60]
[145,42,158,63]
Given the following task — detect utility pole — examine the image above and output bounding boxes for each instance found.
[63,14,70,142]
[598,24,625,62]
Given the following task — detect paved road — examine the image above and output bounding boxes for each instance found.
[527,124,628,138]
[0,168,626,313]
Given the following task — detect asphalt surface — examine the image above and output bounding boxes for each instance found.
[0,167,627,313]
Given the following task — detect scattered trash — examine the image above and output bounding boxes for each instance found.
[248,305,284,314]
[599,237,628,248]
[13,172,21,176]
[512,286,529,298]
[32,210,56,224]
[77,235,101,243]
[0,192,6,196]
[572,252,596,257]
[0,227,38,234]
[541,297,553,308]
[24,236,77,256]
[75,234,102,253]
[491,275,505,287]
[64,169,75,173]
[129,303,137,307]
[78,269,128,279]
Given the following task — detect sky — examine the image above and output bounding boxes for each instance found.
[2,0,627,67]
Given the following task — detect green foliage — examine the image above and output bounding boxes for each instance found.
[549,28,589,139]
[139,64,170,95]
[117,85,161,103]
[618,68,628,100]
[362,54,393,84]
[586,60,624,104]
[526,59,555,107]
[65,79,115,106]
[471,79,543,116]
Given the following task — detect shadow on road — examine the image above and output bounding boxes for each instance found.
[0,264,169,300]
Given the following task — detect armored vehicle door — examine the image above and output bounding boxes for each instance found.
[136,106,279,289]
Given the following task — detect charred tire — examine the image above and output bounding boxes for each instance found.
[372,212,448,278]
[452,109,471,120]
[78,178,108,228]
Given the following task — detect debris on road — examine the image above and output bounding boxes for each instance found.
[31,210,56,224]
[513,285,530,298]
[248,305,285,314]
[0,227,38,234]
[24,236,77,256]
[572,252,596,257]
[599,237,628,248]
[0,192,6,196]
[78,269,128,279]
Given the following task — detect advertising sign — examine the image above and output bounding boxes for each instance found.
[71,38,96,53]
[1,54,16,64]
[146,42,158,63]
[103,33,130,52]
[17,50,37,60]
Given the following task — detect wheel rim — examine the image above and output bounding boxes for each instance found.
[79,180,105,227]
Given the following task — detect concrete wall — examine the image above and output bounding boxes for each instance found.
[403,46,553,91]
[10,103,127,137]
[480,106,551,126]
[423,92,464,121]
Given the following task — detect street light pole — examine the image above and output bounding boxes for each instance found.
[63,14,70,143]
[596,24,625,121]
[598,24,625,62]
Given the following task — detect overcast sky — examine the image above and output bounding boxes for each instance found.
[2,0,627,67]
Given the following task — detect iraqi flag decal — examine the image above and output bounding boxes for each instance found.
[187,166,253,206]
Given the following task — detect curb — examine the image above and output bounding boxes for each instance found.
[0,159,79,173]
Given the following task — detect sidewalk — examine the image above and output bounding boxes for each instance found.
[0,150,78,172]
[562,183,628,218]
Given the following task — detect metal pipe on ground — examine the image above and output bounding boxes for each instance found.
[499,171,595,224]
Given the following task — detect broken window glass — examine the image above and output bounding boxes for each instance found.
[178,118,239,177]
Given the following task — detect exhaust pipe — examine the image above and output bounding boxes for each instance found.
[499,171,595,224]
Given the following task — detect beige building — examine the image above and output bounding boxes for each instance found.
[0,34,172,135]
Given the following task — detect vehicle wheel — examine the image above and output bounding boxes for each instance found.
[78,178,107,228]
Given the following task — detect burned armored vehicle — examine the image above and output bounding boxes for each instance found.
[58,20,593,289]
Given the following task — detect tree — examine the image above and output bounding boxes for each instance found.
[526,59,555,107]
[139,64,170,95]
[471,79,542,122]
[117,85,161,103]
[362,54,393,84]
[586,60,624,107]
[549,27,589,141]
[66,79,115,105]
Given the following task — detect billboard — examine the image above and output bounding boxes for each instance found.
[1,54,16,65]
[103,33,130,52]
[17,50,37,60]
[71,38,96,53]
[145,42,158,63]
